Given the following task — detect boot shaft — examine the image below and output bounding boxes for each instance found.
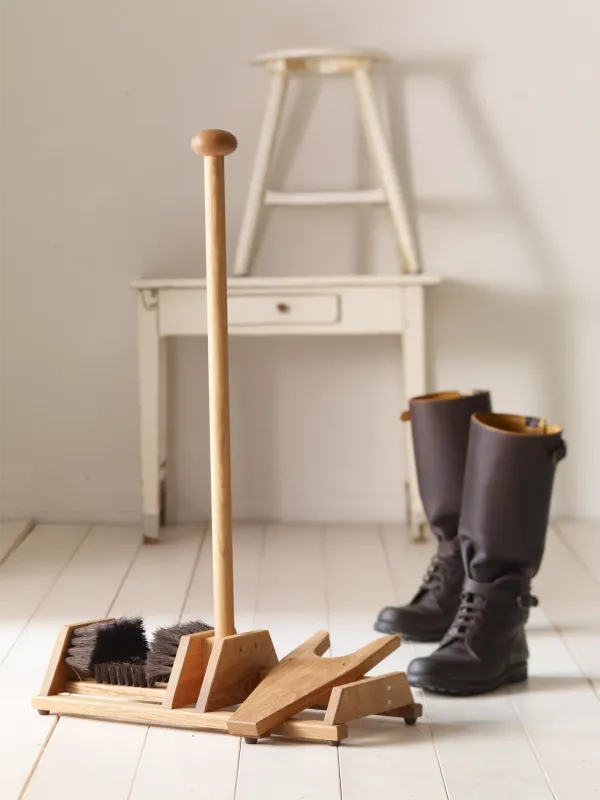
[459,413,567,582]
[408,390,492,541]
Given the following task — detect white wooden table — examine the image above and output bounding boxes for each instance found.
[131,274,440,541]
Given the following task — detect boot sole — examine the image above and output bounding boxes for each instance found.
[373,620,445,643]
[408,662,528,696]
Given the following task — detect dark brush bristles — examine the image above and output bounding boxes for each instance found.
[146,620,213,683]
[94,659,153,688]
[65,617,148,679]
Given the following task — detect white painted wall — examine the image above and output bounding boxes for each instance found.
[1,0,598,524]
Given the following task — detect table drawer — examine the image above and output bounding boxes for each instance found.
[228,293,340,326]
[156,286,406,336]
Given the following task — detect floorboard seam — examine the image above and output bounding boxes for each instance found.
[177,523,209,622]
[508,689,559,800]
[552,520,600,589]
[1,523,94,668]
[377,525,451,800]
[17,717,59,800]
[20,525,143,796]
[125,726,150,800]
[0,517,36,566]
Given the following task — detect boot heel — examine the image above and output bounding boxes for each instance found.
[506,662,528,684]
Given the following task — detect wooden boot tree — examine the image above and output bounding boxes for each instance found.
[32,129,422,745]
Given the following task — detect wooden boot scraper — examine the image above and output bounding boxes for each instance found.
[32,129,422,746]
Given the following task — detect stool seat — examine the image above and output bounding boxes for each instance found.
[253,47,388,63]
[252,47,388,74]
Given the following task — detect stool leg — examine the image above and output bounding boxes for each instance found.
[234,72,289,276]
[354,66,419,274]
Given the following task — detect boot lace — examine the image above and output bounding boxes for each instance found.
[420,554,457,593]
[445,591,486,641]
[443,583,538,645]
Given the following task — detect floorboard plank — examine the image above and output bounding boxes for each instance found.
[326,525,448,800]
[0,525,139,800]
[3,521,598,800]
[554,518,600,587]
[22,525,203,800]
[508,604,600,799]
[0,524,90,664]
[385,524,600,798]
[381,524,556,800]
[536,526,600,696]
[128,524,263,800]
[235,524,341,800]
[0,518,35,565]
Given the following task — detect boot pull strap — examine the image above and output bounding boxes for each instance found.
[550,438,567,465]
[400,410,411,422]
[463,577,538,607]
[525,416,547,433]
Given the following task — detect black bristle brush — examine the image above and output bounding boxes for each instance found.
[65,617,148,680]
[94,659,151,687]
[145,620,213,684]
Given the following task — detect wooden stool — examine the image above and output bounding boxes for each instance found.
[235,47,420,277]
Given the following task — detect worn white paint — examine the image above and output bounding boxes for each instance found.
[133,277,430,537]
[234,71,289,277]
[353,66,419,273]
[265,188,386,206]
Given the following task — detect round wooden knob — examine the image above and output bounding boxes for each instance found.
[190,129,238,157]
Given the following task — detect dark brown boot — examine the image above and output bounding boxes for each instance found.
[375,390,492,641]
[407,413,567,694]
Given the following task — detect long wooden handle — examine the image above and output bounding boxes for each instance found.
[191,130,238,639]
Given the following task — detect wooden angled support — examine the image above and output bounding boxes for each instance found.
[162,629,214,709]
[196,629,278,712]
[323,671,421,725]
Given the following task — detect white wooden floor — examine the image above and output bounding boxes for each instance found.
[1,521,599,800]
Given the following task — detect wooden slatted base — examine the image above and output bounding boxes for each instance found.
[32,694,348,743]
[33,618,421,745]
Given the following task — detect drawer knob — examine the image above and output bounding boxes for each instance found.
[276,302,291,314]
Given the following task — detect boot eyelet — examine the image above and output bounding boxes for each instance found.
[517,594,537,609]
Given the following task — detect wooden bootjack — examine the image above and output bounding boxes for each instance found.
[32,130,421,745]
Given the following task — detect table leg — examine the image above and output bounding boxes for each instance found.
[159,337,167,528]
[137,290,161,542]
[402,286,427,541]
